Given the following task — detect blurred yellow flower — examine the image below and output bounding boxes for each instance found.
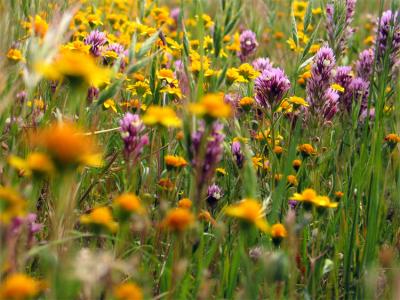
[114,193,144,214]
[0,273,42,300]
[7,49,24,62]
[189,93,232,119]
[80,207,119,232]
[8,152,54,176]
[104,99,117,113]
[162,208,195,232]
[0,187,26,223]
[142,106,182,127]
[225,199,269,232]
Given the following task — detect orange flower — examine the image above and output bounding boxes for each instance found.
[0,273,42,300]
[114,193,144,214]
[113,282,143,300]
[178,198,192,209]
[165,155,187,168]
[297,143,317,156]
[162,208,195,232]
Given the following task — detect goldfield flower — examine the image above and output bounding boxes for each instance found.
[288,96,309,107]
[225,199,269,232]
[31,122,103,168]
[127,81,152,97]
[270,223,288,245]
[254,67,291,108]
[178,198,192,209]
[238,63,259,81]
[0,187,26,223]
[162,208,195,232]
[8,152,55,176]
[313,196,339,209]
[38,50,111,87]
[103,99,117,112]
[157,68,176,83]
[0,273,42,300]
[297,143,317,157]
[7,48,24,62]
[142,106,182,128]
[113,193,144,215]
[189,93,232,119]
[80,206,119,233]
[113,282,143,300]
[290,188,318,205]
[165,155,188,168]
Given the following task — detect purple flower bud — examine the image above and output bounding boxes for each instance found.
[120,113,149,163]
[239,30,258,62]
[206,184,223,208]
[84,30,107,57]
[254,67,291,108]
[231,141,244,168]
[252,57,273,72]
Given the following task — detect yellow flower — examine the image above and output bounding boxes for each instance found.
[178,198,192,209]
[31,122,103,168]
[8,152,54,176]
[0,273,42,300]
[290,188,318,204]
[127,81,152,97]
[288,96,309,107]
[0,187,26,224]
[142,106,182,128]
[80,207,119,232]
[252,155,270,170]
[239,97,255,109]
[160,86,182,99]
[114,193,144,214]
[312,196,338,208]
[61,40,91,54]
[310,44,321,54]
[271,223,288,239]
[216,167,228,176]
[157,68,175,83]
[238,63,259,81]
[226,32,240,52]
[225,199,269,232]
[297,143,317,156]
[27,99,45,110]
[312,8,323,15]
[113,282,143,300]
[226,68,246,85]
[162,208,195,232]
[331,83,345,93]
[189,93,232,119]
[104,99,117,113]
[165,155,187,168]
[38,50,110,87]
[7,49,24,62]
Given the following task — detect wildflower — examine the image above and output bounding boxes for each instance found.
[238,63,259,81]
[178,198,192,209]
[306,46,336,115]
[273,146,284,156]
[157,68,176,84]
[165,155,187,168]
[290,188,318,208]
[226,68,246,85]
[335,191,344,200]
[160,86,183,99]
[104,99,117,112]
[32,122,103,168]
[8,152,54,176]
[288,96,309,107]
[120,113,149,163]
[142,106,182,128]
[270,223,288,246]
[239,30,258,61]
[158,178,175,191]
[297,143,317,157]
[231,141,245,168]
[216,168,227,176]
[385,133,400,149]
[162,208,195,232]
[38,50,110,87]
[0,273,42,300]
[127,81,152,98]
[292,159,302,171]
[287,175,298,187]
[252,57,273,72]
[254,67,291,108]
[84,30,107,57]
[252,155,270,170]
[114,193,144,215]
[198,210,216,225]
[313,196,339,209]
[206,184,223,209]
[190,93,231,120]
[0,187,26,223]
[331,83,345,93]
[355,48,375,81]
[80,207,118,233]
[191,121,225,187]
[225,199,269,232]
[7,48,24,62]
[239,97,255,110]
[114,282,143,300]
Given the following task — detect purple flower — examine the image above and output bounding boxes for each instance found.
[306,46,336,111]
[10,213,42,246]
[206,184,223,208]
[170,8,180,25]
[239,30,258,62]
[355,48,375,80]
[191,121,225,188]
[231,141,244,168]
[120,113,149,163]
[254,67,291,108]
[376,10,400,69]
[252,57,273,72]
[322,88,339,121]
[84,30,107,57]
